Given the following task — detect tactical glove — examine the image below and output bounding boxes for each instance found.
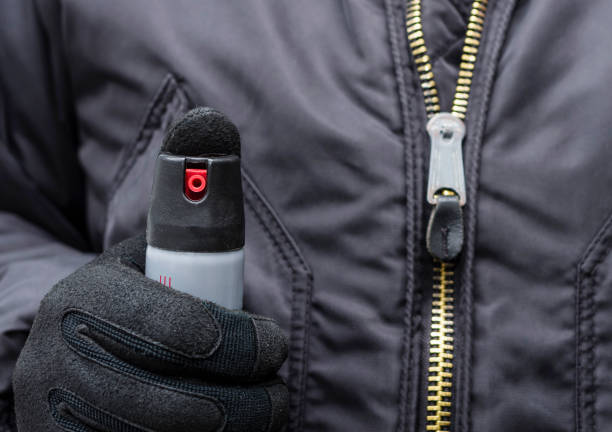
[13,235,288,432]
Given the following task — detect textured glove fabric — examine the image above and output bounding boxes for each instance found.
[12,235,288,432]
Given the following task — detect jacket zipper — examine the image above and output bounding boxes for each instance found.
[405,1,489,431]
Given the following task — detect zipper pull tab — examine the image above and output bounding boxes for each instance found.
[426,113,466,261]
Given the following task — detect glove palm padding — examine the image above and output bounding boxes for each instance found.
[13,236,288,432]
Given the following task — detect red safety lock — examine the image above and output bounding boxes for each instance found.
[184,168,207,201]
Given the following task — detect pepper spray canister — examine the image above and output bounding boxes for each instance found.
[145,107,245,309]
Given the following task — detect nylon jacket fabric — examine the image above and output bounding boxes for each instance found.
[2,1,612,431]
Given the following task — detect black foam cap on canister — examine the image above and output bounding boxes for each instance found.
[146,107,245,252]
[162,107,241,158]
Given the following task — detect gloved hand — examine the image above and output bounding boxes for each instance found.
[12,235,288,432]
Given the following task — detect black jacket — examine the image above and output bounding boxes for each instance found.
[2,0,612,431]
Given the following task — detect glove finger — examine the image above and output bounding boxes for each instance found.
[201,301,289,380]
[44,369,287,432]
[47,387,221,432]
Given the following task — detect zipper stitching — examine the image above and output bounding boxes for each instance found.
[405,1,489,431]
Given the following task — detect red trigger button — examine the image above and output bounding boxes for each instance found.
[184,169,207,201]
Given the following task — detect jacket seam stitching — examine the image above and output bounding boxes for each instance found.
[242,173,310,274]
[242,175,313,432]
[384,0,420,431]
[576,211,612,432]
[456,1,517,431]
[243,195,310,432]
[107,74,182,204]
[577,267,598,432]
[102,74,189,247]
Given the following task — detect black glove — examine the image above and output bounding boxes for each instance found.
[12,235,288,432]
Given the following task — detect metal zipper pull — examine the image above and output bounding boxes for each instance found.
[426,113,466,261]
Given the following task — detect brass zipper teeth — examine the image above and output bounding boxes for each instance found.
[426,261,455,431]
[405,0,440,117]
[406,0,488,120]
[451,0,488,119]
[405,0,489,431]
